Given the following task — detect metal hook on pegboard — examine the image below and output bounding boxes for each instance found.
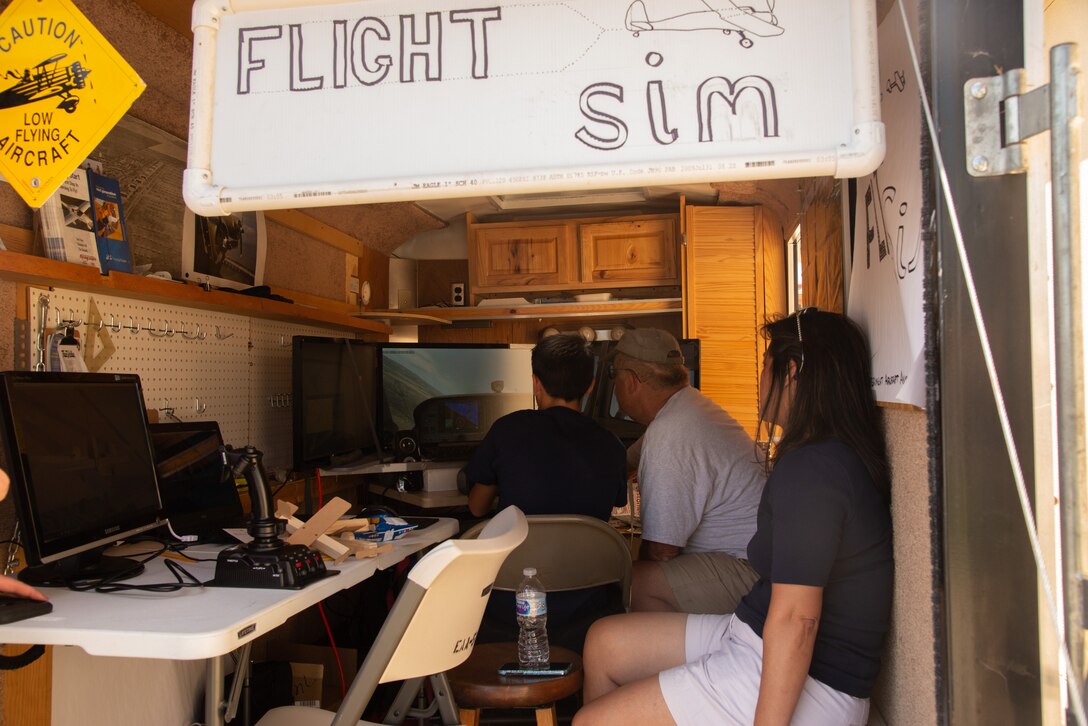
[180,323,207,341]
[33,295,50,371]
[146,317,169,338]
[54,308,82,330]
[159,399,181,423]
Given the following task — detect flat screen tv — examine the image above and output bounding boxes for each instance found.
[584,338,700,445]
[0,371,166,585]
[291,336,381,472]
[378,343,534,459]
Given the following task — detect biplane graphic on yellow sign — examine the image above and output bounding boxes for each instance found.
[0,0,144,207]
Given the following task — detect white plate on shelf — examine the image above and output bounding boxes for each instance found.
[572,293,613,302]
[476,297,532,307]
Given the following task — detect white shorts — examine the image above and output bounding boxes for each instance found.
[658,614,870,726]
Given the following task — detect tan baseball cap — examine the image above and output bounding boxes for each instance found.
[612,328,684,366]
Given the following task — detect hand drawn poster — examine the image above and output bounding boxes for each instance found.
[847,0,925,408]
[186,0,883,214]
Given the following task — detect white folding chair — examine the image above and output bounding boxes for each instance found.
[257,506,528,726]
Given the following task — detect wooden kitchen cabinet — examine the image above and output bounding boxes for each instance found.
[468,222,577,296]
[467,213,679,301]
[578,217,677,286]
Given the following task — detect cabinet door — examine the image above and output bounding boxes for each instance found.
[471,224,574,292]
[683,206,785,438]
[578,217,678,287]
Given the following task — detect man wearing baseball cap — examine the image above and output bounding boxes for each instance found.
[611,328,764,614]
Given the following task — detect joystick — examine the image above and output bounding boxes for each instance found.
[212,445,336,589]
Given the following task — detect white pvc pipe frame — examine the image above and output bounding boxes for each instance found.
[183,0,885,215]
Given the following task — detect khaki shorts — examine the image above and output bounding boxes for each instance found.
[659,552,759,614]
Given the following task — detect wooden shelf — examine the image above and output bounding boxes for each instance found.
[0,251,390,336]
[349,310,452,326]
[391,297,682,321]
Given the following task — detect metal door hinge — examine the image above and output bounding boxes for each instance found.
[964,69,1051,177]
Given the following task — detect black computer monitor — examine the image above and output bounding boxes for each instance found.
[150,421,244,542]
[291,336,381,472]
[378,343,534,460]
[0,371,166,585]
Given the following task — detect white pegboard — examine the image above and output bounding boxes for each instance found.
[249,318,330,473]
[28,287,352,472]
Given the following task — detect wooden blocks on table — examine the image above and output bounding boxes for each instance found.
[275,498,392,564]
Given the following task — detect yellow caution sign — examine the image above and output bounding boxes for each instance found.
[0,0,145,207]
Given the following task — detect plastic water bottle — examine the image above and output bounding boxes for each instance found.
[516,567,550,665]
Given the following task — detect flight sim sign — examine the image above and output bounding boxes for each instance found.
[185,0,884,215]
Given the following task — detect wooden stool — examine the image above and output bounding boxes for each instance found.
[447,643,583,726]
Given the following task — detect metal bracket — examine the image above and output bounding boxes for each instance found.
[964,70,1051,176]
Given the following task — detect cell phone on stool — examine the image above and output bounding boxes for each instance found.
[497,662,573,677]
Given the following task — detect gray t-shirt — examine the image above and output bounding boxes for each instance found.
[638,386,764,557]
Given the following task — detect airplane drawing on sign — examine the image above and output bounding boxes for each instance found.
[0,54,91,114]
[625,0,784,48]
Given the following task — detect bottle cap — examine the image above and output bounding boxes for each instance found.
[523,567,536,576]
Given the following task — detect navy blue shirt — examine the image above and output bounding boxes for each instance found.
[465,406,628,647]
[464,406,627,519]
[735,439,892,698]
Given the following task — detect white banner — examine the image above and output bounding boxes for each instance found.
[847,0,925,409]
[185,0,883,214]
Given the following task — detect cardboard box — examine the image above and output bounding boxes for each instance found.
[290,662,323,708]
[269,644,358,711]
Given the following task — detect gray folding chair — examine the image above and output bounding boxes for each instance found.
[256,505,528,726]
[461,513,633,611]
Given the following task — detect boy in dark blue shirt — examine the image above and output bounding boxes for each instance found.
[463,333,628,650]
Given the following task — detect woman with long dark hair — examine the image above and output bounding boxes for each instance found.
[574,309,893,726]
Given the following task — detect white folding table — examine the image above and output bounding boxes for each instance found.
[0,517,459,726]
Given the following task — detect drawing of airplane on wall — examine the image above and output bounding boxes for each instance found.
[625,0,783,48]
[0,54,91,114]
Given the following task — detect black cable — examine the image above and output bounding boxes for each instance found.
[91,558,204,593]
[0,645,45,670]
[168,542,219,562]
[63,538,207,593]
[271,479,288,499]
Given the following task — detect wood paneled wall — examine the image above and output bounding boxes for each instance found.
[420,320,541,345]
[757,208,788,326]
[799,178,844,312]
[416,260,469,309]
[1,644,50,725]
[417,316,682,346]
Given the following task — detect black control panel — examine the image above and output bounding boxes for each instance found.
[213,543,337,589]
